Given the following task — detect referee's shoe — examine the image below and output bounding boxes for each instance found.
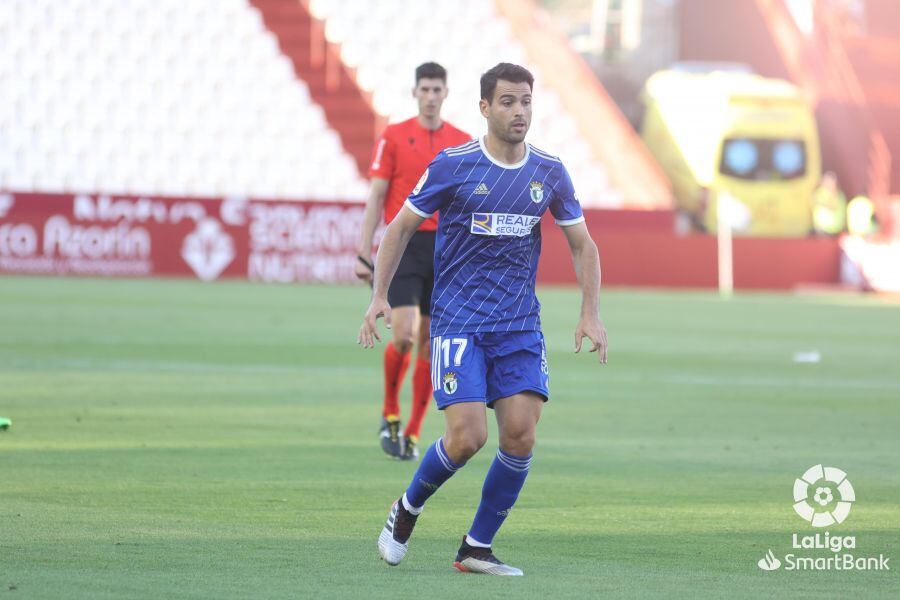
[379,417,402,458]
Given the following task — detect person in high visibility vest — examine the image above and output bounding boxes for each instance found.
[846,194,878,236]
[812,172,846,235]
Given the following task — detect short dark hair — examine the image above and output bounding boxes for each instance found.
[480,63,534,102]
[415,62,447,84]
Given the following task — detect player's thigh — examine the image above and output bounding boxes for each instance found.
[484,331,550,409]
[432,333,487,410]
[493,392,544,449]
[442,401,488,461]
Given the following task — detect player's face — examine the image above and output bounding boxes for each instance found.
[413,78,448,119]
[480,80,532,144]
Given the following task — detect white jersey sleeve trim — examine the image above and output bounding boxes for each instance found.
[555,215,585,227]
[404,198,433,218]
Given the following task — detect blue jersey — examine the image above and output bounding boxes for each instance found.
[404,137,584,336]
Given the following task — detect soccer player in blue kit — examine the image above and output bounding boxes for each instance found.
[358,63,608,576]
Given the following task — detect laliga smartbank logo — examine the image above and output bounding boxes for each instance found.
[792,464,854,526]
[756,465,890,572]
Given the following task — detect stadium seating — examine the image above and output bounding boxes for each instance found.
[0,0,367,200]
[0,0,667,207]
[306,0,619,206]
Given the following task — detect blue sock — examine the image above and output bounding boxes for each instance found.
[467,448,532,546]
[404,437,464,509]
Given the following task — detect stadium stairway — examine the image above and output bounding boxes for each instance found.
[759,0,897,235]
[268,0,670,209]
[842,29,900,235]
[494,0,672,210]
[249,0,379,175]
[846,34,900,198]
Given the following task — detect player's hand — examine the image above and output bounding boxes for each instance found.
[358,296,392,348]
[575,315,608,364]
[355,255,374,285]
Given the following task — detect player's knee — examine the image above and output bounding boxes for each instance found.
[455,437,486,461]
[499,428,535,456]
[444,429,487,462]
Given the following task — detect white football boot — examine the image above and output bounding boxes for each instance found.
[377,497,419,566]
[453,536,524,576]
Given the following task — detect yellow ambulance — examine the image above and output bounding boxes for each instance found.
[640,67,821,236]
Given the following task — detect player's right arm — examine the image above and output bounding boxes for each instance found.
[358,153,456,348]
[358,205,425,348]
[355,177,389,284]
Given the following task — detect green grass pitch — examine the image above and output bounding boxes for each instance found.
[1,276,898,598]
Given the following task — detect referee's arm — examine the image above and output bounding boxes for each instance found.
[358,205,425,348]
[355,177,389,284]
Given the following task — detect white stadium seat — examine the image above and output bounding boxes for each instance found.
[1,0,616,204]
[310,0,617,205]
[1,0,365,200]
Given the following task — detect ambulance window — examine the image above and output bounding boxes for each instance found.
[773,141,805,178]
[722,139,758,176]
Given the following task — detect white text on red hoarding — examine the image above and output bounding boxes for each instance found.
[248,204,365,252]
[73,195,207,224]
[44,216,150,259]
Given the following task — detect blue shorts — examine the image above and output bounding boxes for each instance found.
[430,331,550,410]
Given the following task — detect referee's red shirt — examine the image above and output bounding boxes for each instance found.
[368,117,471,231]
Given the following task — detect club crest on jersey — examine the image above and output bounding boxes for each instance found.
[442,371,458,395]
[529,181,544,203]
[470,213,540,237]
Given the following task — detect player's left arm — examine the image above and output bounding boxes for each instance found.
[561,221,608,364]
[550,160,608,364]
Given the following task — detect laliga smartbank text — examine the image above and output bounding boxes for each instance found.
[782,532,890,571]
[757,465,892,573]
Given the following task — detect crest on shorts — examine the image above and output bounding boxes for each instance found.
[442,371,458,395]
[529,181,544,203]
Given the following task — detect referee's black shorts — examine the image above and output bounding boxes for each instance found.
[388,231,435,315]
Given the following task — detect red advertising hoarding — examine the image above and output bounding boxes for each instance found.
[1,192,841,289]
[0,192,376,283]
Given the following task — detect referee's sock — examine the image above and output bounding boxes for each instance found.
[383,342,410,419]
[466,448,532,547]
[403,437,464,512]
[403,358,432,440]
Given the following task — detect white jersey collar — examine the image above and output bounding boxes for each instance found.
[478,136,530,169]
